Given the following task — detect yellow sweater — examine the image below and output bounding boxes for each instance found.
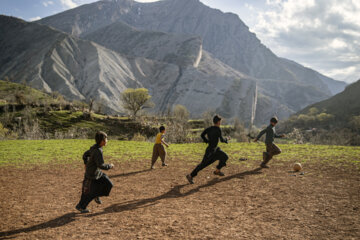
[155,132,164,144]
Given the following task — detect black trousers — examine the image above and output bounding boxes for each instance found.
[190,147,228,177]
[78,174,113,209]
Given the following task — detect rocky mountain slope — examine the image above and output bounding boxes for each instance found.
[84,20,203,68]
[38,0,347,124]
[0,15,257,123]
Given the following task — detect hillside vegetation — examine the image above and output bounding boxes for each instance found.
[281,80,360,145]
[0,80,159,140]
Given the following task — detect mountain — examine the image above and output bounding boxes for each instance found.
[84,21,203,68]
[0,15,257,123]
[298,79,360,120]
[38,0,347,124]
[280,79,360,145]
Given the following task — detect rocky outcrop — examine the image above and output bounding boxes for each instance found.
[84,21,203,68]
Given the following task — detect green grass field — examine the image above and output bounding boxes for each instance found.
[0,140,359,169]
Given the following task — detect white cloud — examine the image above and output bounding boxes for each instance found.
[60,0,78,9]
[329,38,347,49]
[43,1,54,7]
[252,0,360,82]
[29,16,41,21]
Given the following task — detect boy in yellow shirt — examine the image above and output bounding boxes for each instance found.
[151,126,169,169]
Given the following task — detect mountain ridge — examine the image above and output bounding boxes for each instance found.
[38,0,347,124]
[1,15,258,123]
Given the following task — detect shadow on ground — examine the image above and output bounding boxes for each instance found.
[0,167,262,238]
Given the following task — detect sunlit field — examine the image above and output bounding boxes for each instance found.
[0,140,359,239]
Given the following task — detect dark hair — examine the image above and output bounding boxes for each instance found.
[159,126,165,132]
[95,131,107,145]
[213,115,222,124]
[270,117,278,124]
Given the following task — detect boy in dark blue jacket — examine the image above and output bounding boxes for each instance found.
[254,117,285,168]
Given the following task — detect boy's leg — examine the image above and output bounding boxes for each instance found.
[190,148,216,178]
[262,143,281,166]
[159,145,167,166]
[77,178,96,211]
[78,192,96,210]
[151,144,159,168]
[214,148,228,172]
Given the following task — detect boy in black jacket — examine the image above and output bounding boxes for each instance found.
[76,131,114,213]
[186,115,229,184]
[254,117,285,168]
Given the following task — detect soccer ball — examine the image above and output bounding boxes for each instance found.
[293,163,302,171]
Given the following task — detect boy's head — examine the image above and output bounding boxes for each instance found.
[159,126,166,133]
[270,117,278,126]
[213,115,222,126]
[95,131,108,146]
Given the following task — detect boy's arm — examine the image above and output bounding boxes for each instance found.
[201,128,209,143]
[254,128,267,142]
[219,129,228,144]
[94,150,113,170]
[275,133,286,138]
[161,139,169,147]
[82,150,91,165]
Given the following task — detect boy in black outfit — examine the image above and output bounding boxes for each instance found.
[76,131,114,213]
[186,115,229,184]
[254,117,285,168]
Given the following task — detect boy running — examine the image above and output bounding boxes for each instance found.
[76,131,114,213]
[254,117,285,168]
[186,115,229,184]
[151,126,169,169]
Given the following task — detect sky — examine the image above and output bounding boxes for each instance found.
[1,0,359,84]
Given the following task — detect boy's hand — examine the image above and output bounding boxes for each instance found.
[254,138,258,142]
[166,144,169,148]
[281,134,286,138]
[109,163,114,169]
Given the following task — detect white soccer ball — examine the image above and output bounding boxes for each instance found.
[293,162,302,172]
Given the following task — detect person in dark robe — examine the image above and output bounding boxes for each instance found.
[76,131,114,213]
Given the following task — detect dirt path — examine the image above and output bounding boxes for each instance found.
[0,158,359,239]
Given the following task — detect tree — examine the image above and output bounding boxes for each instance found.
[121,88,153,117]
[172,104,189,121]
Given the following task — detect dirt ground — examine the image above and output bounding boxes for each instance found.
[0,157,359,240]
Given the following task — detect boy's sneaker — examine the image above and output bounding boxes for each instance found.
[150,165,155,170]
[213,170,225,176]
[76,204,90,213]
[162,163,168,167]
[186,174,194,184]
[260,163,269,168]
[94,197,102,204]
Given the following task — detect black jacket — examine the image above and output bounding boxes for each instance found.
[83,144,112,180]
[201,126,228,149]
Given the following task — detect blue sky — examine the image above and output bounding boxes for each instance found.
[1,0,359,83]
